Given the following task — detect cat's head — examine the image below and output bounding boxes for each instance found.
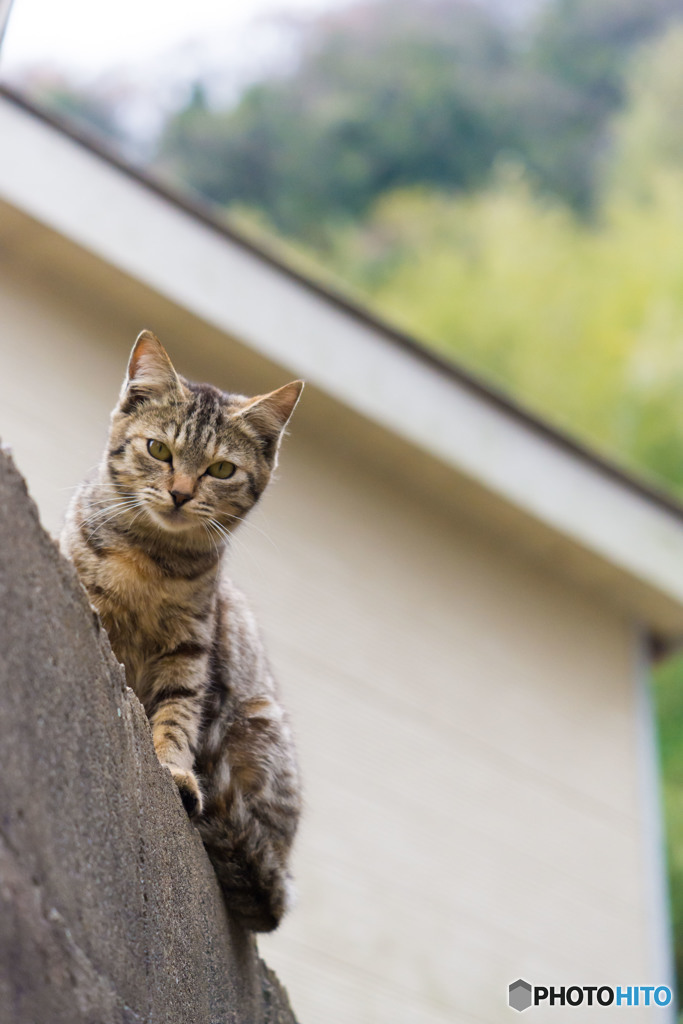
[105,331,302,542]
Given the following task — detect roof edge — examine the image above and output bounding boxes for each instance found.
[2,83,683,524]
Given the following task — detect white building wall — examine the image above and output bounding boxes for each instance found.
[0,212,671,1022]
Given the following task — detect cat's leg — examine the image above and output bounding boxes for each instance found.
[197,696,301,931]
[146,655,208,817]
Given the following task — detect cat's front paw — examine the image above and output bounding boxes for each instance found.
[168,768,203,818]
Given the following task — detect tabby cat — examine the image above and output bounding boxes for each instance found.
[61,330,303,932]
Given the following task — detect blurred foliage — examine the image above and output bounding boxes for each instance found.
[320,170,683,494]
[527,0,683,208]
[608,23,683,201]
[156,0,683,230]
[652,652,683,1005]
[157,1,527,239]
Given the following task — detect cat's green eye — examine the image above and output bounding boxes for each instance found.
[147,439,172,463]
[207,460,236,479]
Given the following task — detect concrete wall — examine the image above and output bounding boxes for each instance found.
[0,206,672,1022]
[0,446,297,1024]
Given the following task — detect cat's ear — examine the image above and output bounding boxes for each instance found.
[238,381,304,461]
[118,331,182,412]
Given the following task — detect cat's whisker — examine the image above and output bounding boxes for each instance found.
[206,518,231,551]
[207,517,233,546]
[224,524,270,581]
[209,517,259,567]
[128,507,149,530]
[86,488,140,498]
[78,491,142,513]
[200,520,211,550]
[80,499,145,529]
[81,505,138,530]
[84,513,141,542]
[210,517,258,564]
[81,495,141,513]
[74,492,139,509]
[84,501,146,539]
[220,511,277,548]
[202,520,220,560]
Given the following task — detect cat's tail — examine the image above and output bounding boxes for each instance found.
[197,813,295,933]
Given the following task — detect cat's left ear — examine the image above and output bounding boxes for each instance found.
[238,381,304,461]
[118,330,182,412]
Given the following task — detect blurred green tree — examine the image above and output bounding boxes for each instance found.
[521,0,683,210]
[157,0,531,240]
[607,23,683,200]
[652,651,683,1010]
[156,0,683,237]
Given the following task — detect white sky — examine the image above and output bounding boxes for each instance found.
[0,0,542,141]
[0,0,351,77]
[0,0,358,138]
[0,0,542,78]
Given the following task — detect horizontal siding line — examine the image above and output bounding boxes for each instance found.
[296,789,645,923]
[265,938,492,1024]
[301,739,642,898]
[274,633,640,827]
[284,897,646,999]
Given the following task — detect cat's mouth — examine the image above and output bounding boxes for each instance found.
[150,503,198,533]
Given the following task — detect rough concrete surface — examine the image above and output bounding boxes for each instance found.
[0,446,298,1024]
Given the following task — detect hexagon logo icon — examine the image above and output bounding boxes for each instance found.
[509,979,532,1012]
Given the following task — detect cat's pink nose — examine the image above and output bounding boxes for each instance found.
[170,489,193,508]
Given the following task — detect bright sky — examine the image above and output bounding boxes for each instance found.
[0,0,542,138]
[0,0,351,77]
[1,0,545,80]
[0,0,358,137]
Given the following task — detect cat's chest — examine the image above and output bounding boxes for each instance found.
[86,547,212,683]
[93,548,167,623]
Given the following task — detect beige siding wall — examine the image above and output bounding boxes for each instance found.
[0,237,667,1022]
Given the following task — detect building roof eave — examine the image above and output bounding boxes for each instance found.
[2,86,683,638]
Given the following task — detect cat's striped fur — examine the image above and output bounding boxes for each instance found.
[61,331,303,932]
